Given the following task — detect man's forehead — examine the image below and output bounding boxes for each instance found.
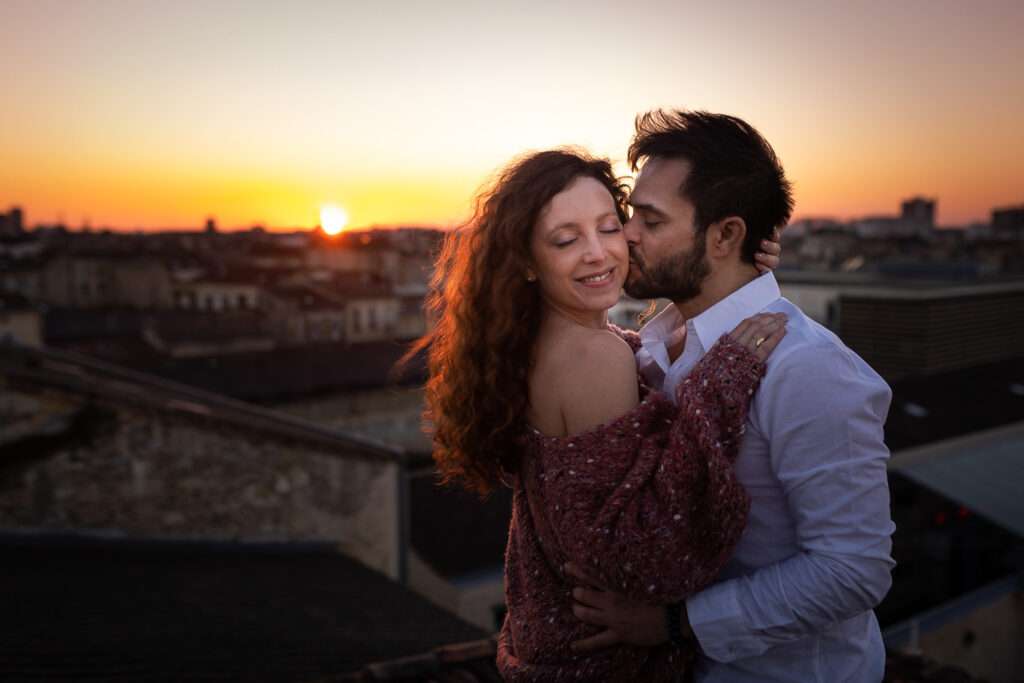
[635,157,690,187]
[631,157,691,204]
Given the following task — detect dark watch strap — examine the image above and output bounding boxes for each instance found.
[666,600,685,647]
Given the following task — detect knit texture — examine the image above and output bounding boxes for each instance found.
[497,331,764,682]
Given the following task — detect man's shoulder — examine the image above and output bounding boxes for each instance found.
[759,298,886,385]
[749,299,892,434]
[757,299,829,355]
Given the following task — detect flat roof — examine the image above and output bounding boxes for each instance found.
[0,534,488,679]
[889,421,1024,538]
[777,270,1024,300]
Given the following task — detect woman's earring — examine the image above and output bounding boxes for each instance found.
[526,272,537,282]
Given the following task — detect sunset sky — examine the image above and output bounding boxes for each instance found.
[2,0,1022,231]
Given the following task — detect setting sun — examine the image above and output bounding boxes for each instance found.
[319,204,349,236]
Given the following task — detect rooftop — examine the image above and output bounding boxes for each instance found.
[1,341,402,462]
[0,533,489,681]
[777,270,1024,297]
[883,356,1024,451]
[890,422,1024,538]
[0,534,978,683]
[0,291,36,311]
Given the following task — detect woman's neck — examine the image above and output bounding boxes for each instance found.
[540,300,608,332]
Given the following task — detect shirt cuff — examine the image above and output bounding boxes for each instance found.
[686,580,748,663]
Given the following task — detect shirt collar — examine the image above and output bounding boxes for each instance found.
[638,303,684,346]
[690,272,782,350]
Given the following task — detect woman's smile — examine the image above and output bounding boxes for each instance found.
[576,267,617,287]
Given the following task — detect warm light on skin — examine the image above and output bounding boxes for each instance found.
[320,204,349,236]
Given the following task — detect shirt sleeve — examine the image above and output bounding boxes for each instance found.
[685,344,897,662]
[535,335,762,603]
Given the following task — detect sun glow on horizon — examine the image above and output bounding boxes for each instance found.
[319,204,349,236]
[1,4,1021,229]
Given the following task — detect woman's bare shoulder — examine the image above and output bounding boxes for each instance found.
[540,327,639,436]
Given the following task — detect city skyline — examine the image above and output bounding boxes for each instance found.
[2,0,1023,231]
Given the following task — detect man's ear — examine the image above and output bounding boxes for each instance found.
[706,217,747,259]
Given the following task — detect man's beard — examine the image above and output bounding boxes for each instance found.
[625,231,709,302]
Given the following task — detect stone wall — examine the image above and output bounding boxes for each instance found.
[0,387,401,578]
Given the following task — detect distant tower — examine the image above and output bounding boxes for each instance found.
[205,217,218,233]
[9,207,23,233]
[901,197,935,229]
[0,206,24,236]
[991,205,1024,239]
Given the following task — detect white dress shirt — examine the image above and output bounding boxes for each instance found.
[636,273,896,683]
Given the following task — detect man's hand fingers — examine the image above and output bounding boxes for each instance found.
[563,562,609,591]
[571,601,611,626]
[570,629,621,653]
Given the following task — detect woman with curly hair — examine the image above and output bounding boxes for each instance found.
[409,148,785,681]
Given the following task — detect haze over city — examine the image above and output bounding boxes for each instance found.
[2,0,1022,231]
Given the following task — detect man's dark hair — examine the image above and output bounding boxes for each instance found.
[628,109,794,264]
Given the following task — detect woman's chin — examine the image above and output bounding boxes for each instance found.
[577,291,622,314]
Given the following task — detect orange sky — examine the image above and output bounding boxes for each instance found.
[2,1,1022,231]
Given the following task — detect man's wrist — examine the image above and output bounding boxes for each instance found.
[665,601,692,647]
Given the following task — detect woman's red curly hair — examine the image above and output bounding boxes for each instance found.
[406,149,629,496]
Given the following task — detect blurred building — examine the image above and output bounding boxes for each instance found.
[328,272,401,343]
[777,273,1024,380]
[142,311,275,357]
[902,197,936,229]
[796,226,861,270]
[0,292,42,347]
[882,423,1024,682]
[0,257,45,302]
[992,205,1024,240]
[396,287,429,340]
[854,215,932,240]
[172,276,262,312]
[306,232,402,280]
[0,207,24,237]
[24,252,175,309]
[780,217,845,239]
[837,280,1024,380]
